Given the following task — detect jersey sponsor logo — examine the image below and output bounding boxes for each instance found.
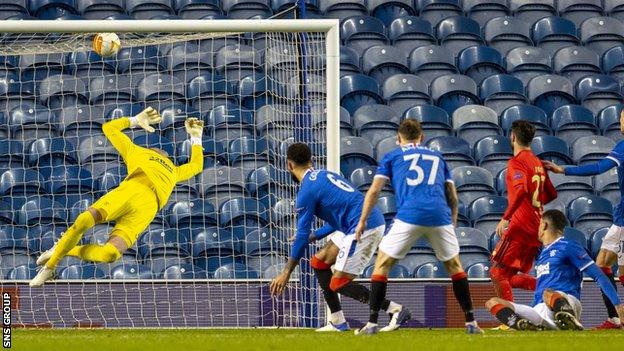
[148,155,173,172]
[536,262,550,278]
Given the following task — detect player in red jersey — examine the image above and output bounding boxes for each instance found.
[492,120,557,304]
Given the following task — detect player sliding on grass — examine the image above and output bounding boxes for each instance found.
[269,143,410,332]
[355,119,483,335]
[486,209,624,330]
[30,107,205,287]
[543,109,624,329]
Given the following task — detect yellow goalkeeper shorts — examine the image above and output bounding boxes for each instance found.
[91,178,159,248]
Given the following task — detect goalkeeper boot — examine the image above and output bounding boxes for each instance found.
[36,242,57,266]
[354,322,379,335]
[316,321,349,332]
[554,312,583,331]
[29,267,55,287]
[380,307,412,332]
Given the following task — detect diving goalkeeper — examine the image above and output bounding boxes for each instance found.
[30,107,204,286]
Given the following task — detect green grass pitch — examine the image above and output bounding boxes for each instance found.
[11,328,624,351]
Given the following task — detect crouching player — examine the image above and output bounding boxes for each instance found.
[270,143,410,332]
[486,210,624,330]
[30,108,205,286]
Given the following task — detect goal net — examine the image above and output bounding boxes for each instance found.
[0,19,340,328]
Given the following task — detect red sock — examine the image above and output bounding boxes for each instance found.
[619,275,624,286]
[510,273,537,291]
[601,267,613,275]
[490,267,514,301]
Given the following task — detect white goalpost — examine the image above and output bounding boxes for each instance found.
[0,19,340,328]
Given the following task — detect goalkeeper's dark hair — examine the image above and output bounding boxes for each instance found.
[287,143,312,167]
[511,120,536,146]
[398,119,423,141]
[542,209,568,233]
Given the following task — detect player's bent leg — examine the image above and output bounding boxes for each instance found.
[355,251,397,336]
[595,248,621,329]
[442,255,483,334]
[310,242,349,332]
[486,298,543,331]
[544,290,583,331]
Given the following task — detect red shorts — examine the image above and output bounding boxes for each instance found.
[491,234,540,274]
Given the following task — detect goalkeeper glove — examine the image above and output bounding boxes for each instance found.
[185,117,204,145]
[130,107,162,133]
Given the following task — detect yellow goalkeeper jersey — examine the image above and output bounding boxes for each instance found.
[101,117,203,209]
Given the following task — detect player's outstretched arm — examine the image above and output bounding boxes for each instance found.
[584,263,622,310]
[543,158,618,176]
[102,107,162,158]
[355,176,386,241]
[176,118,205,181]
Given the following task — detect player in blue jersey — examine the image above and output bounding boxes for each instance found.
[486,209,624,330]
[355,119,483,335]
[543,109,624,329]
[269,143,410,332]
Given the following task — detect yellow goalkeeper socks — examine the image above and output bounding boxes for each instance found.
[45,211,96,269]
[66,243,121,263]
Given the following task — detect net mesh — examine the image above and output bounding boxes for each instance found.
[0,26,329,327]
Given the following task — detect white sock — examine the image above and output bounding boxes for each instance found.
[330,311,346,325]
[385,301,402,314]
[609,317,621,325]
[465,321,478,327]
[366,322,378,327]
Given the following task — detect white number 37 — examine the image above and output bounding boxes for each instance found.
[403,153,440,186]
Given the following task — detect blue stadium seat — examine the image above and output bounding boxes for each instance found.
[551,105,600,145]
[598,104,623,142]
[256,104,297,141]
[0,226,28,254]
[213,263,259,279]
[549,173,595,207]
[452,166,496,205]
[206,104,254,142]
[388,17,436,54]
[238,74,277,111]
[0,140,24,169]
[214,44,260,81]
[0,0,28,19]
[176,0,221,19]
[510,0,557,27]
[165,200,217,229]
[363,263,409,278]
[59,264,107,279]
[368,0,415,26]
[353,104,400,147]
[272,199,296,233]
[603,46,624,86]
[163,42,213,83]
[186,74,238,111]
[470,195,507,235]
[340,16,389,56]
[110,263,153,279]
[148,256,192,274]
[17,197,66,226]
[311,104,354,139]
[77,0,125,19]
[408,45,458,83]
[350,165,393,195]
[28,137,77,170]
[594,168,620,205]
[464,0,509,27]
[431,74,479,115]
[44,165,95,197]
[532,16,580,57]
[136,73,185,103]
[572,135,615,166]
[339,74,384,115]
[580,16,624,57]
[436,16,484,56]
[606,0,624,21]
[456,227,490,266]
[377,195,397,229]
[0,202,13,225]
[403,105,451,138]
[340,46,361,77]
[126,0,174,19]
[577,75,623,116]
[243,227,279,256]
[568,196,613,236]
[590,227,613,261]
[89,75,136,105]
[466,262,491,278]
[8,104,57,142]
[138,228,191,259]
[554,46,601,86]
[417,0,462,27]
[399,252,437,273]
[158,102,198,143]
[528,74,576,116]
[564,227,589,249]
[451,105,501,146]
[362,45,409,85]
[115,45,163,74]
[0,169,43,198]
[0,253,34,278]
[474,135,513,177]
[375,136,399,162]
[558,0,604,28]
[531,136,573,164]
[247,165,294,207]
[29,224,65,254]
[457,46,505,85]
[426,136,474,168]
[192,226,240,258]
[319,0,366,21]
[272,0,319,14]
[410,237,434,254]
[5,264,37,280]
[480,74,528,116]
[505,46,553,86]
[29,0,77,19]
[341,136,376,177]
[500,104,551,137]
[382,74,431,115]
[96,165,126,192]
[69,199,95,223]
[66,50,117,79]
[414,261,448,278]
[56,105,106,146]
[197,166,248,207]
[161,263,209,279]
[228,137,269,169]
[220,197,269,229]
[19,53,64,83]
[484,16,532,56]
[38,74,89,109]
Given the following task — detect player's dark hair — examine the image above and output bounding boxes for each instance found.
[287,142,312,166]
[511,120,536,146]
[398,119,423,141]
[542,209,568,233]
